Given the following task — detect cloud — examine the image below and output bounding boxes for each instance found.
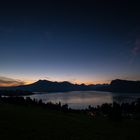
[129,37,140,64]
[44,76,51,80]
[0,76,25,87]
[131,39,140,55]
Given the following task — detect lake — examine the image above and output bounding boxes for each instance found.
[27,91,140,109]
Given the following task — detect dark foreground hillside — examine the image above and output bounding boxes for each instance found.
[0,103,140,140]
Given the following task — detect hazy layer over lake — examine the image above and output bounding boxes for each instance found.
[28,91,140,109]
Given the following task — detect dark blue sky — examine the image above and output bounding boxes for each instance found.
[0,0,140,85]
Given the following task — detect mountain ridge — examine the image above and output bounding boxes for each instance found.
[0,79,98,92]
[0,79,140,93]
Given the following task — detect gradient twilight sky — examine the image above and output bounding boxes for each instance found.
[0,0,140,86]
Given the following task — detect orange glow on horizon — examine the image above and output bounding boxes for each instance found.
[73,80,110,85]
[0,83,22,87]
[0,75,110,87]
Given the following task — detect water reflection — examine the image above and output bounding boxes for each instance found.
[112,93,140,103]
[28,91,112,109]
[27,91,140,109]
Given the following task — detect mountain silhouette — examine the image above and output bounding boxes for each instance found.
[110,79,140,93]
[0,80,98,92]
[0,79,139,93]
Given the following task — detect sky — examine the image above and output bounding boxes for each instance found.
[0,0,140,86]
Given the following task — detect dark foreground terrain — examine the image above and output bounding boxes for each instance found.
[0,103,140,140]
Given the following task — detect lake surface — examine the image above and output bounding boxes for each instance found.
[27,91,140,109]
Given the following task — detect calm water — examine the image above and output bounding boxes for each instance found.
[27,91,140,109]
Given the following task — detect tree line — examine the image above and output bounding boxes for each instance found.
[0,95,140,121]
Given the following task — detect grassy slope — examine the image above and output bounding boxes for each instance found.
[0,104,140,140]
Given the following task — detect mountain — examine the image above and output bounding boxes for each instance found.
[0,80,98,92]
[1,79,139,93]
[109,79,140,93]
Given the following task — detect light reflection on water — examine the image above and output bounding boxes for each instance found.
[27,91,140,109]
